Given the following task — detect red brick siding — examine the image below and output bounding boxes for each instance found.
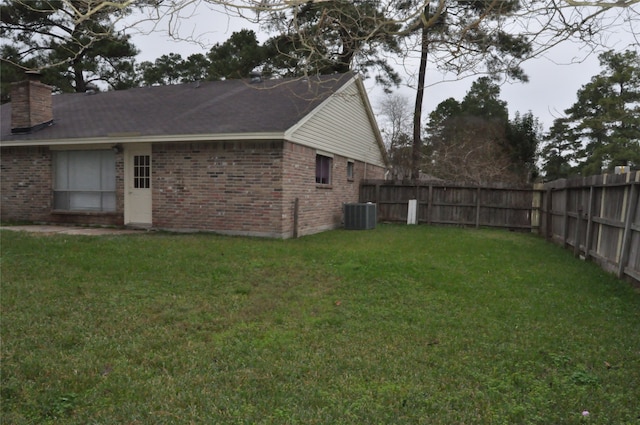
[10,80,53,131]
[0,146,124,226]
[1,141,385,236]
[282,141,385,238]
[1,146,52,222]
[152,141,286,237]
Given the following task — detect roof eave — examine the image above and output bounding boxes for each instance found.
[0,131,286,148]
[354,77,390,168]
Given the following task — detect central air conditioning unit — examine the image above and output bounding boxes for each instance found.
[344,203,376,230]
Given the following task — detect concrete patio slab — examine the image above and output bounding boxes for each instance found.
[0,225,144,236]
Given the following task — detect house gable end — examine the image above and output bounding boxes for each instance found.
[285,76,387,168]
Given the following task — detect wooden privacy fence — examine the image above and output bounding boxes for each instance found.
[539,171,640,283]
[359,173,640,284]
[359,180,539,231]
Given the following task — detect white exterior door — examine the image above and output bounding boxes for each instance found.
[124,144,152,226]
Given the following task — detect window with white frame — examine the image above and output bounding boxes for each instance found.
[347,160,354,180]
[315,154,332,184]
[53,150,116,212]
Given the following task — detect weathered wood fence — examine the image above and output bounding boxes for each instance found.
[360,172,640,284]
[359,180,539,231]
[539,171,640,283]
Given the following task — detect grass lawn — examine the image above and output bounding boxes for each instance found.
[1,225,639,424]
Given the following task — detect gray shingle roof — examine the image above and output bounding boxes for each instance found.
[1,73,354,143]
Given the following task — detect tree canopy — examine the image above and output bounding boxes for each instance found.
[377,94,414,180]
[541,50,640,178]
[259,1,402,90]
[2,0,638,183]
[136,30,266,86]
[0,0,141,96]
[423,77,541,183]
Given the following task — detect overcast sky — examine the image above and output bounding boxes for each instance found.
[125,4,639,133]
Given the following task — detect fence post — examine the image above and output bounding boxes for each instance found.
[595,174,608,261]
[617,181,638,278]
[531,184,543,234]
[574,206,583,258]
[427,183,433,225]
[584,185,595,261]
[545,188,553,241]
[562,187,570,248]
[415,182,420,224]
[475,187,481,229]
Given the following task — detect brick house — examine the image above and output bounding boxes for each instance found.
[0,72,388,238]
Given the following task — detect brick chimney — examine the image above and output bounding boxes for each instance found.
[11,71,53,134]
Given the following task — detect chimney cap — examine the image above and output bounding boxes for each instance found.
[25,70,43,81]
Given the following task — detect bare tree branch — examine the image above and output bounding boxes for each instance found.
[5,1,637,76]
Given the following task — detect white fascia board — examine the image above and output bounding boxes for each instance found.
[354,77,390,167]
[0,132,285,148]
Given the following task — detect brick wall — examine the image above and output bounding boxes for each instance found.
[151,140,384,238]
[152,141,286,237]
[10,79,53,132]
[282,141,385,238]
[1,141,385,236]
[0,146,124,226]
[1,146,52,222]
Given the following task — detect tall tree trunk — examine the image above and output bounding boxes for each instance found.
[412,15,428,181]
[74,60,86,93]
[71,24,87,93]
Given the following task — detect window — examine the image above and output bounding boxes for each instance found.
[134,155,150,189]
[347,160,355,180]
[53,150,116,212]
[315,154,332,184]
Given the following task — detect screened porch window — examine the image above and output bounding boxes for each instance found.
[54,150,116,212]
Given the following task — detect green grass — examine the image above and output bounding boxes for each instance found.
[1,225,639,424]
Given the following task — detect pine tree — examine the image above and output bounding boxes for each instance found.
[542,50,640,177]
[1,0,140,94]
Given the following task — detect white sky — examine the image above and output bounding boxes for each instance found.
[124,4,639,133]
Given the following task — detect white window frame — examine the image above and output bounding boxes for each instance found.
[53,150,117,212]
[315,153,333,185]
[347,160,355,180]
